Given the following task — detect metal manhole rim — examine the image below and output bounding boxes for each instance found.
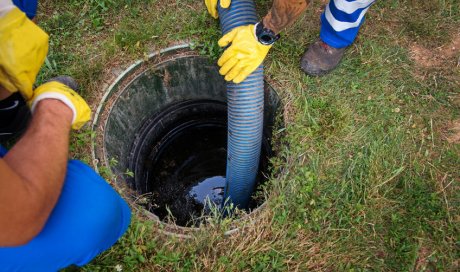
[90,43,269,237]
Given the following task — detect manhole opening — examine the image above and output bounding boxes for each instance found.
[93,45,281,229]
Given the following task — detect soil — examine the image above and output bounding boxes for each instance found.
[445,119,460,144]
[409,32,460,68]
[414,246,431,272]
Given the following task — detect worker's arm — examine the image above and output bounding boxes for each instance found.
[0,1,49,100]
[263,0,309,34]
[0,79,91,246]
[0,96,73,246]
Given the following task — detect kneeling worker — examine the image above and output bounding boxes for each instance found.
[0,1,131,270]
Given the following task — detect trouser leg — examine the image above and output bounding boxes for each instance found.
[320,0,376,48]
[0,159,131,272]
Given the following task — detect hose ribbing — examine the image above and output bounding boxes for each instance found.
[218,0,264,209]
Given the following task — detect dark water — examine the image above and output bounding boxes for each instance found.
[144,121,229,226]
[188,175,226,207]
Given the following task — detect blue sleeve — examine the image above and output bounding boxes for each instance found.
[13,0,38,19]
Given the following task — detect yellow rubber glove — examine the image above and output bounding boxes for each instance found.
[29,81,91,130]
[205,0,231,19]
[0,7,49,100]
[217,24,271,84]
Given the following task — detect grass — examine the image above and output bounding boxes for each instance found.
[34,0,460,270]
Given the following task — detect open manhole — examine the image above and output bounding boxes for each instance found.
[92,44,281,231]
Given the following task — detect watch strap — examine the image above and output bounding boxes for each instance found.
[255,21,280,45]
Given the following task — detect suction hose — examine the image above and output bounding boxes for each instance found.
[218,0,264,209]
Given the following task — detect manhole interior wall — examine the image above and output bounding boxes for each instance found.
[92,45,281,228]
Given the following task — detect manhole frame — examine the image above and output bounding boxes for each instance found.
[91,43,278,237]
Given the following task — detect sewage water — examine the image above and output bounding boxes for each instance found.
[138,101,269,227]
[188,176,226,207]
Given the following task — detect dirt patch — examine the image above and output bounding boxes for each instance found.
[445,119,460,144]
[410,32,460,68]
[414,246,431,271]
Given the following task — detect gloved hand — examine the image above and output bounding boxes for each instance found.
[29,80,91,130]
[0,7,49,100]
[217,24,271,84]
[205,0,231,19]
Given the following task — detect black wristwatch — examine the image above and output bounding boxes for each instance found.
[255,21,280,46]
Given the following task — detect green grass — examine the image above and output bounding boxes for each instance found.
[35,0,460,270]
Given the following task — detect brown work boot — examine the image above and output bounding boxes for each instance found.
[300,39,346,76]
[47,75,79,91]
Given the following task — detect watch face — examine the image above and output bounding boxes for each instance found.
[259,33,275,45]
[256,22,279,45]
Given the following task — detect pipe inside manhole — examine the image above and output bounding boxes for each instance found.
[92,44,281,229]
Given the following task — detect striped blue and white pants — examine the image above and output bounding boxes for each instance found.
[320,0,376,48]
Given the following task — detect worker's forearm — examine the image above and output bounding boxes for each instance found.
[5,99,72,203]
[3,100,72,240]
[263,0,309,34]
